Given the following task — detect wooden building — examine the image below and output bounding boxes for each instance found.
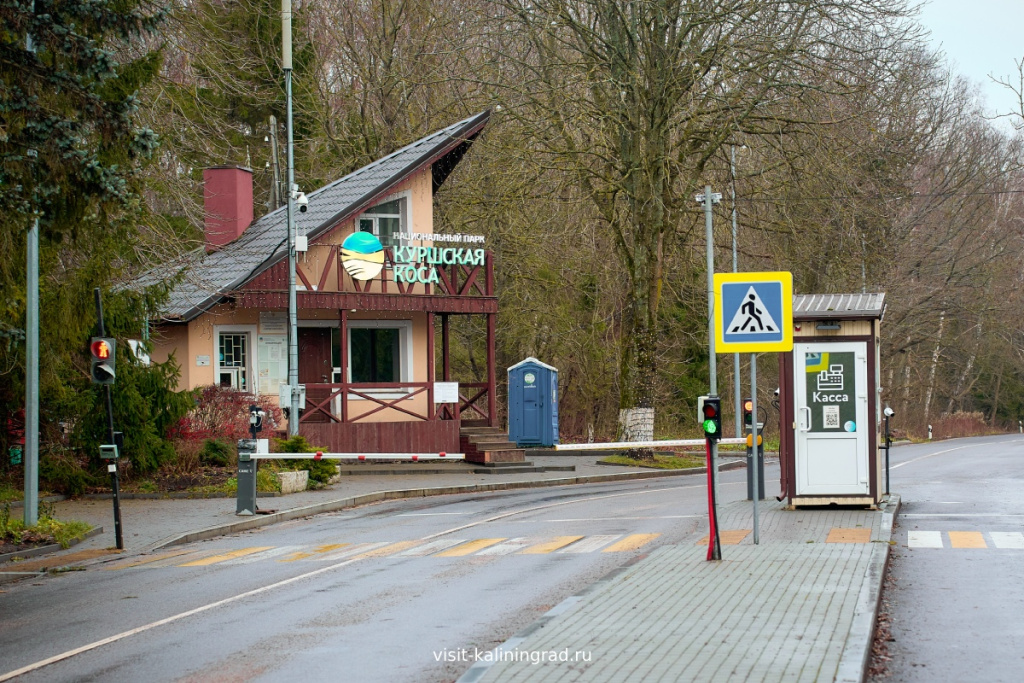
[141,111,521,462]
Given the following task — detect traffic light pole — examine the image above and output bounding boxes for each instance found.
[94,289,123,550]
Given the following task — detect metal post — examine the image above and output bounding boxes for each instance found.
[23,3,39,528]
[884,414,891,495]
[751,353,760,544]
[703,185,719,498]
[731,147,742,439]
[283,0,299,436]
[24,217,39,527]
[95,289,123,549]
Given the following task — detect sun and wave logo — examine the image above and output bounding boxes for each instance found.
[341,232,385,280]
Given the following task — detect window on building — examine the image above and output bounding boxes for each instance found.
[218,332,249,391]
[357,197,405,246]
[347,320,412,398]
[350,328,400,382]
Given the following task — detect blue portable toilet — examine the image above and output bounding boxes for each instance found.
[507,357,559,447]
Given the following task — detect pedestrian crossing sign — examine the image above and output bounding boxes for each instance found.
[713,271,793,353]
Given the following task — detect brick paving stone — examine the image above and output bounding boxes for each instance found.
[475,497,895,683]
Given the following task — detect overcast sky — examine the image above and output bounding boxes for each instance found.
[917,0,1024,133]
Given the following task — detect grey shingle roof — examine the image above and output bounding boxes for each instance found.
[143,111,490,322]
[793,293,886,320]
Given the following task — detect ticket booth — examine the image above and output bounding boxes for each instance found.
[778,293,886,508]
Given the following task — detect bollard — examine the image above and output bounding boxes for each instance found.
[236,439,258,515]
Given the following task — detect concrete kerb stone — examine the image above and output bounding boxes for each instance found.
[834,494,901,683]
[148,461,746,552]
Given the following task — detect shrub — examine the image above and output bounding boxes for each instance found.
[170,385,283,445]
[199,439,232,467]
[273,435,335,486]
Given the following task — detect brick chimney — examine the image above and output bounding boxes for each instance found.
[203,166,254,252]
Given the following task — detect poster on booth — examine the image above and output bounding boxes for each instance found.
[804,351,857,432]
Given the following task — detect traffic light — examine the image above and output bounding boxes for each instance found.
[90,337,117,384]
[701,397,722,441]
[743,398,754,427]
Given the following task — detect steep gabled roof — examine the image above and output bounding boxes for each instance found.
[140,111,490,322]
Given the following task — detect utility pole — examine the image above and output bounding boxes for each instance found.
[731,146,742,439]
[283,0,299,436]
[23,3,39,527]
[268,114,282,210]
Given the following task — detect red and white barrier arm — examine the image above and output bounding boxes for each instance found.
[250,452,465,461]
[553,438,745,450]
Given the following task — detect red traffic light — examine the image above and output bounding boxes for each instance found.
[743,399,753,413]
[702,403,718,419]
[91,339,112,359]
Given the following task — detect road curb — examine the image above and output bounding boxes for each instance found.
[834,494,901,683]
[148,461,746,552]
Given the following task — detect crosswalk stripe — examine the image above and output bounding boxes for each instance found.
[557,535,621,553]
[279,544,349,562]
[398,538,467,556]
[521,536,585,554]
[436,538,506,557]
[908,531,943,548]
[354,541,423,558]
[179,547,274,567]
[104,549,196,570]
[990,532,1024,549]
[475,537,534,556]
[219,546,304,566]
[306,542,391,561]
[602,534,660,552]
[948,531,986,548]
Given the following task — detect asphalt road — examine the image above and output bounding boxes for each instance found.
[871,434,1024,682]
[0,463,772,682]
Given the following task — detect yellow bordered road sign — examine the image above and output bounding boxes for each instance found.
[713,271,793,353]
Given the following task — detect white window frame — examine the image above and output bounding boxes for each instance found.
[356,190,411,247]
[347,319,413,400]
[213,325,258,394]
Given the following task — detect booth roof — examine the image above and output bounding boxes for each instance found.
[793,293,886,321]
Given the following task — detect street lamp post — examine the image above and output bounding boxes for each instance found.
[283,0,299,436]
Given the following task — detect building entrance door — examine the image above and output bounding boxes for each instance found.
[299,327,333,422]
[794,341,869,495]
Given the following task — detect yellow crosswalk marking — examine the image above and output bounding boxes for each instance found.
[436,538,506,557]
[179,547,274,566]
[696,530,751,546]
[279,544,349,563]
[603,534,660,552]
[354,541,423,558]
[521,536,584,554]
[827,528,872,543]
[949,531,987,548]
[104,549,194,570]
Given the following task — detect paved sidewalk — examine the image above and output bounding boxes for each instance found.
[460,496,898,683]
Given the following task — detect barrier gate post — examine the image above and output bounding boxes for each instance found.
[236,439,258,515]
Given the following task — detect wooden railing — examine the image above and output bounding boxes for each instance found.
[298,382,491,425]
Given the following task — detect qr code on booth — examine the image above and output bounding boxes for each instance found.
[823,405,840,429]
